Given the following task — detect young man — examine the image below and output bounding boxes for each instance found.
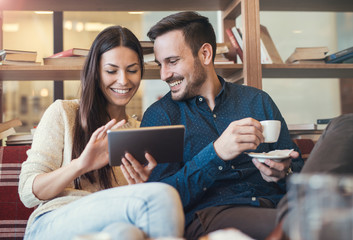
[142,11,304,239]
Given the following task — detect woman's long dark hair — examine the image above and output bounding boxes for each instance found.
[72,26,144,189]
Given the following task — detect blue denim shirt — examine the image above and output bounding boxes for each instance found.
[141,76,304,226]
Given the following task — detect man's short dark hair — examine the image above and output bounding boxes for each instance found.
[147,11,217,61]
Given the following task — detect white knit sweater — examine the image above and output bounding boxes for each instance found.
[18,99,140,228]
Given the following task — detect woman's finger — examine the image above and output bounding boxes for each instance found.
[97,119,116,139]
[111,119,127,130]
[90,126,105,143]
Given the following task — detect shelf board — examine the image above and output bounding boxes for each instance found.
[0,65,82,81]
[260,0,353,12]
[1,63,351,81]
[0,0,233,11]
[262,63,353,78]
[0,64,242,81]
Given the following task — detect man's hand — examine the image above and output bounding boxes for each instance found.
[120,152,157,184]
[213,118,264,161]
[252,151,299,182]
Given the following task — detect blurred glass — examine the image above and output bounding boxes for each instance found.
[288,174,353,240]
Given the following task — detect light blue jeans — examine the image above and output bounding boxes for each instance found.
[24,182,184,240]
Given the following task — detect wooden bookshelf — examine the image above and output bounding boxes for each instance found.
[0,0,352,87]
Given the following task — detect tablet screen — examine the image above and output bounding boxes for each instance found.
[107,125,185,166]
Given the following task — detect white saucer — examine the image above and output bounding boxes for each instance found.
[246,149,294,162]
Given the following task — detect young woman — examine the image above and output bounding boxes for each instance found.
[19,26,184,240]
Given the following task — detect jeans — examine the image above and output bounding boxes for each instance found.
[24,182,184,240]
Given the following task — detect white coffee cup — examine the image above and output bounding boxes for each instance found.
[260,120,281,143]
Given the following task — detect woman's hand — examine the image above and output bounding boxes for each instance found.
[120,152,157,184]
[77,119,126,174]
[32,119,126,200]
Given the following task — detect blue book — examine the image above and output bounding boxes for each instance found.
[325,46,353,63]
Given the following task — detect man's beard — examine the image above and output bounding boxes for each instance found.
[172,57,207,101]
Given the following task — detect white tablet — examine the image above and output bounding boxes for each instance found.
[107,125,185,166]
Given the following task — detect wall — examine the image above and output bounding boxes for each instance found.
[261,11,341,125]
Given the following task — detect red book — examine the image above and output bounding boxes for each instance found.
[48,48,89,58]
[225,28,243,61]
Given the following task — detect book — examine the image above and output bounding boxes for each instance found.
[260,25,283,64]
[214,53,234,64]
[0,60,41,66]
[140,41,153,48]
[292,59,326,64]
[143,53,158,65]
[286,46,329,64]
[231,26,273,64]
[231,27,244,55]
[225,28,243,61]
[0,119,22,133]
[140,41,154,55]
[216,43,230,55]
[0,50,6,61]
[259,38,272,64]
[6,133,33,146]
[43,56,87,66]
[1,49,37,62]
[6,133,33,141]
[342,57,353,63]
[294,46,329,53]
[0,127,16,140]
[47,48,89,58]
[325,46,353,63]
[287,123,317,131]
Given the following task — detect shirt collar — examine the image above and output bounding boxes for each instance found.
[187,75,227,105]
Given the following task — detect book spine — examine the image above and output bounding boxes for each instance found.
[48,49,75,58]
[325,46,353,62]
[231,27,243,51]
[225,28,243,61]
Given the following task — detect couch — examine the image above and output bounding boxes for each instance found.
[0,146,34,240]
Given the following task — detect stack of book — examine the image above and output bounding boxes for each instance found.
[0,119,22,145]
[285,46,329,64]
[43,48,89,66]
[6,133,33,146]
[140,41,154,55]
[325,46,353,63]
[214,43,234,64]
[225,24,283,64]
[0,49,40,66]
[141,41,157,66]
